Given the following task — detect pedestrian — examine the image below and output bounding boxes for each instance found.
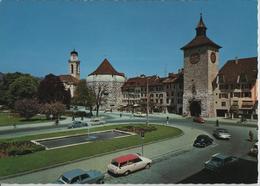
[249,130,254,142]
[166,116,169,125]
[216,119,219,127]
[72,115,75,121]
[120,113,122,117]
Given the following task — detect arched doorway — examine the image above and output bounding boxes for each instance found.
[190,101,201,116]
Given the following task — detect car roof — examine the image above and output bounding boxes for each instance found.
[62,169,86,179]
[212,153,229,160]
[197,134,209,138]
[216,128,227,131]
[113,154,139,163]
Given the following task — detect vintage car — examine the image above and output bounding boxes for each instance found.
[213,128,231,140]
[204,153,238,171]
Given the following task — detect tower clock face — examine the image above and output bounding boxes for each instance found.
[190,53,200,64]
[210,52,216,63]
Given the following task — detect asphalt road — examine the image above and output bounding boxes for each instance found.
[0,114,258,184]
[104,123,258,184]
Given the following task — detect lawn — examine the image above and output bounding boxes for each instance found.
[0,124,182,177]
[0,112,64,127]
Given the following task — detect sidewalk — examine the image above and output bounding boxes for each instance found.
[1,124,206,184]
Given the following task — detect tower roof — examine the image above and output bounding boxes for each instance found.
[181,14,221,50]
[89,58,125,77]
[70,49,78,56]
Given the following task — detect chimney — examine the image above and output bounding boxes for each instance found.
[235,57,238,64]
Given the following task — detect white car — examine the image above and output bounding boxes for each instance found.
[90,118,106,125]
[134,112,146,117]
[107,153,152,176]
[213,128,231,140]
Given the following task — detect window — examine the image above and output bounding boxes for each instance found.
[120,161,128,167]
[221,102,226,107]
[80,174,89,180]
[71,176,80,184]
[233,101,238,105]
[166,99,169,104]
[131,158,142,163]
[219,93,228,99]
[156,99,158,103]
[230,92,233,98]
[160,99,163,104]
[234,92,240,98]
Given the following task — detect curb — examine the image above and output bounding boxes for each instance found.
[0,123,184,181]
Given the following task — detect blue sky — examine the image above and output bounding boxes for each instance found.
[0,0,257,79]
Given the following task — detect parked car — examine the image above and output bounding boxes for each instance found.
[134,112,146,117]
[56,169,105,184]
[193,134,213,148]
[248,142,258,157]
[68,121,88,129]
[107,153,152,176]
[193,116,205,123]
[90,118,106,125]
[213,128,231,140]
[204,153,238,171]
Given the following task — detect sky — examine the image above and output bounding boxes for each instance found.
[0,0,257,79]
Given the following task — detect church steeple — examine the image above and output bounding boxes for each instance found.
[196,13,207,36]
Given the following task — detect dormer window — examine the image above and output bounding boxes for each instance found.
[218,74,225,84]
[239,73,248,83]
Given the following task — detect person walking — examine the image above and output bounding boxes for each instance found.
[166,116,169,125]
[216,119,219,127]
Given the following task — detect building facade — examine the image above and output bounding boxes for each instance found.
[213,57,258,119]
[86,58,126,110]
[121,70,183,114]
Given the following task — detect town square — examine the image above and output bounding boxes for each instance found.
[0,0,258,184]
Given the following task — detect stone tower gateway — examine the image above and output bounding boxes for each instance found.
[68,49,80,80]
[181,15,221,117]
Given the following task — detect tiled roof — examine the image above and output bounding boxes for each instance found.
[59,75,80,85]
[89,58,125,77]
[181,35,221,50]
[215,57,257,84]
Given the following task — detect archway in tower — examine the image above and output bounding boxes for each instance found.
[190,101,201,116]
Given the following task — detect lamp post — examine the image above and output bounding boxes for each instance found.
[146,78,149,125]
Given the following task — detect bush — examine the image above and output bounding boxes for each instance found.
[0,141,45,158]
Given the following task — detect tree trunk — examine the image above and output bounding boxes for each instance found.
[96,104,99,117]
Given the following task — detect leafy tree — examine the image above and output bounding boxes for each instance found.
[38,74,71,107]
[8,76,39,107]
[73,79,95,114]
[40,102,65,121]
[14,99,39,120]
[0,72,38,107]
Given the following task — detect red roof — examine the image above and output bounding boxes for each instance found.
[181,35,221,50]
[89,58,125,77]
[113,154,139,164]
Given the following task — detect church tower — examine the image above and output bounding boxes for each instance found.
[181,14,221,117]
[68,49,80,80]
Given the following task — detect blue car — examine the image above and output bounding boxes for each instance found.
[56,169,105,184]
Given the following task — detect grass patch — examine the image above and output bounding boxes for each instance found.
[0,112,65,127]
[0,124,182,177]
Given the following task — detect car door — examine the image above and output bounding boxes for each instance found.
[70,176,80,184]
[80,173,93,183]
[131,157,144,171]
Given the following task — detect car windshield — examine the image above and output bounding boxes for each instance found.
[111,160,119,167]
[218,129,228,133]
[212,157,223,162]
[61,176,70,184]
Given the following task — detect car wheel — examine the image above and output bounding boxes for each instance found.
[124,170,130,176]
[97,179,104,184]
[145,163,151,169]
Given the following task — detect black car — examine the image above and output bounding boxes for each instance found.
[193,134,214,148]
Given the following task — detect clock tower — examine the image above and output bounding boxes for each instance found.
[68,49,80,80]
[181,14,221,117]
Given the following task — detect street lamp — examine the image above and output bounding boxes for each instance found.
[146,78,149,125]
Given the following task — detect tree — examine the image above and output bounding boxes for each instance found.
[73,79,95,114]
[93,85,108,117]
[38,74,71,107]
[8,76,39,107]
[0,72,39,107]
[14,99,39,120]
[40,102,65,121]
